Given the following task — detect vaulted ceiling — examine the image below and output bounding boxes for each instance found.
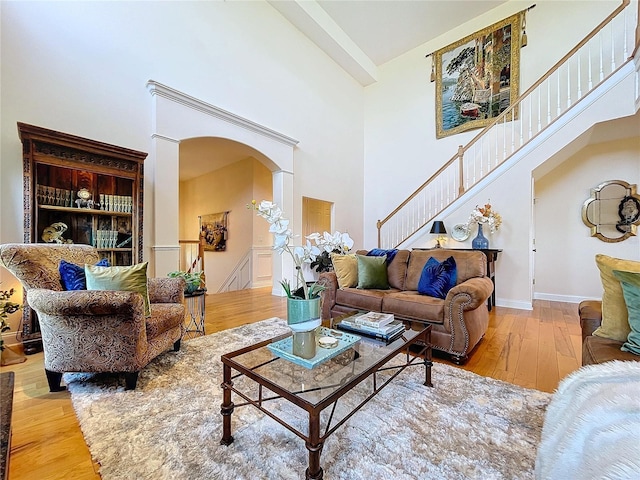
[268,0,508,85]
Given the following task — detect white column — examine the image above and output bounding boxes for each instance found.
[271,170,294,296]
[149,134,181,277]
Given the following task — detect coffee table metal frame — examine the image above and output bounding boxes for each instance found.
[220,325,432,480]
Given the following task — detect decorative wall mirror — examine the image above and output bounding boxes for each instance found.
[582,180,640,242]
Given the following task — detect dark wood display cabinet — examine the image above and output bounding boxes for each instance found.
[17,123,147,353]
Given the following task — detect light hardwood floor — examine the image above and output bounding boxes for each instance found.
[0,288,582,480]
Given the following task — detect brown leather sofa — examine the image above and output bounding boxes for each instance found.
[320,249,494,364]
[579,300,639,365]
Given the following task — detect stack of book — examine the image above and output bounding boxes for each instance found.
[335,312,405,342]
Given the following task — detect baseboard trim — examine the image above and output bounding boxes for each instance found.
[495,299,533,310]
[533,292,600,304]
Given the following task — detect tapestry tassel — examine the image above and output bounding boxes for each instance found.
[430,61,435,82]
[521,11,528,47]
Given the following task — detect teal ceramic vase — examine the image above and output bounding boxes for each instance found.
[287,296,321,359]
[286,296,321,328]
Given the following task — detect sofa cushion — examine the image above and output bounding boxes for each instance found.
[593,254,640,342]
[417,256,457,299]
[59,258,110,291]
[582,335,639,365]
[612,270,640,355]
[382,291,445,324]
[356,255,389,289]
[335,287,389,312]
[331,253,358,289]
[357,249,410,290]
[405,249,485,291]
[365,248,399,263]
[86,262,151,317]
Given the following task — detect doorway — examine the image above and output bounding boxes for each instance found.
[302,197,332,238]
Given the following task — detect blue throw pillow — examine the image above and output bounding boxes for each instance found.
[60,258,110,291]
[367,248,399,264]
[417,256,457,299]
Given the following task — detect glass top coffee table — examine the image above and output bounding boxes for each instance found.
[220,322,432,480]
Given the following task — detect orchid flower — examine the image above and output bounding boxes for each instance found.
[249,200,354,299]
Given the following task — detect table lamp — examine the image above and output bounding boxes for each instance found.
[430,221,447,248]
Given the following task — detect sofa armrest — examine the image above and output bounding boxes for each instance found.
[148,277,185,304]
[27,289,145,317]
[445,277,494,310]
[318,272,338,321]
[579,300,602,340]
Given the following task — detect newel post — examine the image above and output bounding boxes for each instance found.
[457,145,465,196]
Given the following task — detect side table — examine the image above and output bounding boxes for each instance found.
[184,288,207,340]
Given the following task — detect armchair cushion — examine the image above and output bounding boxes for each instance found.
[612,270,640,355]
[86,262,151,317]
[593,254,640,342]
[59,258,110,290]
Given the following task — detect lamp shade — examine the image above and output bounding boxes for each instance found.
[430,221,447,234]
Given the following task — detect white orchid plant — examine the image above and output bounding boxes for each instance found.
[249,200,354,299]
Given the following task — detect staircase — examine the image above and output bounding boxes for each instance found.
[377,0,639,249]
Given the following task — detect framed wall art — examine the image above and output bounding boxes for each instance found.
[434,11,522,139]
[200,211,229,251]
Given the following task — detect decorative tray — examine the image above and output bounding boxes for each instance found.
[267,327,360,369]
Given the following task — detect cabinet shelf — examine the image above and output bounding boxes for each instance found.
[38,204,133,217]
[19,122,147,354]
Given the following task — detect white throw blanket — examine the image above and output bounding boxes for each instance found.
[535,360,640,480]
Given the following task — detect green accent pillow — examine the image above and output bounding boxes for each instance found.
[85,262,151,317]
[612,270,640,355]
[356,254,389,289]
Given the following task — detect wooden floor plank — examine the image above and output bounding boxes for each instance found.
[0,290,583,479]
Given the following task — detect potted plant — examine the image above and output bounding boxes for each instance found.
[0,285,26,366]
[250,200,355,359]
[167,271,205,294]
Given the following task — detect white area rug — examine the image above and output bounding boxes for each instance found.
[66,318,551,480]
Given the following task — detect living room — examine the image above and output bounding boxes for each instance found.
[1,0,639,479]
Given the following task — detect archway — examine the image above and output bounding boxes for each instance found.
[147,80,299,295]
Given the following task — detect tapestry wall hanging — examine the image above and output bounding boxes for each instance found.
[433,11,522,139]
[200,211,228,251]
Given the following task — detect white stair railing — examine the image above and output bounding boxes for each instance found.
[378,0,636,249]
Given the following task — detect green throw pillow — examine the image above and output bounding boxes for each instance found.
[85,262,151,317]
[356,254,389,289]
[612,270,640,355]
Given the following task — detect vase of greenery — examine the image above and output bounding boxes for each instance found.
[168,271,204,294]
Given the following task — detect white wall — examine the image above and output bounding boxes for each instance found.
[0,0,365,340]
[534,137,640,302]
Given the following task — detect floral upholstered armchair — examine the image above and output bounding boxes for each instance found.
[0,243,185,391]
